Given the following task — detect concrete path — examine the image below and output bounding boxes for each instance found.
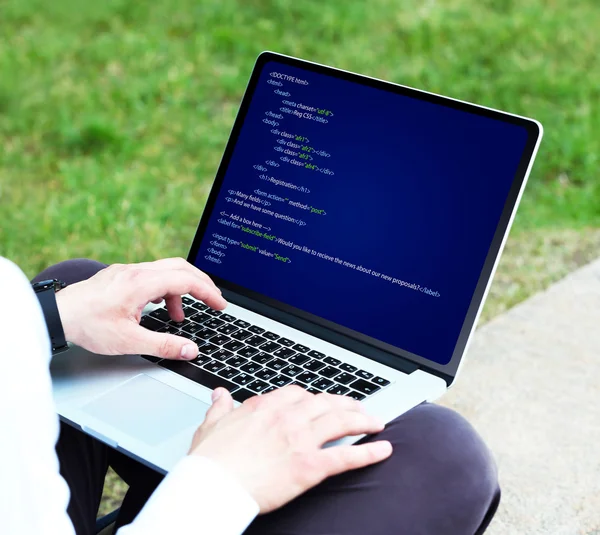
[441,257,600,535]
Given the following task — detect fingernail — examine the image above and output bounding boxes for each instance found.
[181,344,197,359]
[212,388,223,401]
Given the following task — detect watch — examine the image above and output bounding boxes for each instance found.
[32,278,68,353]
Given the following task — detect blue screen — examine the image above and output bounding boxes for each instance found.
[194,59,528,365]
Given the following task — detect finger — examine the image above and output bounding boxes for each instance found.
[203,388,235,427]
[165,295,185,322]
[138,258,222,295]
[141,270,227,310]
[311,411,386,445]
[291,393,364,423]
[126,325,199,360]
[151,298,164,304]
[260,384,311,405]
[318,441,393,479]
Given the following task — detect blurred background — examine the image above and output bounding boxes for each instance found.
[1,0,599,520]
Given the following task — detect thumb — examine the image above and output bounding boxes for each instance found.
[204,388,234,426]
[128,326,199,360]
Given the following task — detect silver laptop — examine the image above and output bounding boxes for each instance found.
[51,52,543,473]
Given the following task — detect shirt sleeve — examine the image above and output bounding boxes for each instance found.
[0,257,259,535]
[118,455,259,535]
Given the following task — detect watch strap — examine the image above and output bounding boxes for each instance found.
[34,281,68,352]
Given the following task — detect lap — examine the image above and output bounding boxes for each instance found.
[246,403,500,535]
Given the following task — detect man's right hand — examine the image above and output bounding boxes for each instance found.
[189,386,392,514]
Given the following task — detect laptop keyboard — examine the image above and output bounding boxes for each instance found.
[139,297,391,403]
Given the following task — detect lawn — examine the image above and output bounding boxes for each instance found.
[1,0,599,519]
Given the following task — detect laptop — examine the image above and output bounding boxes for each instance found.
[50,51,543,473]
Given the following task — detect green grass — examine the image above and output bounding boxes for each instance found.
[1,0,600,276]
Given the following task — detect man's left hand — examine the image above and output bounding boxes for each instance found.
[55,258,226,360]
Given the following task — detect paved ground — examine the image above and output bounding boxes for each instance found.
[441,257,600,534]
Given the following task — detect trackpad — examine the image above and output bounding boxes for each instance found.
[82,374,210,446]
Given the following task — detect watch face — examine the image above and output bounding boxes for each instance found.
[33,279,65,292]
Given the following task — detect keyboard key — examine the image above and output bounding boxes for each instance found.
[372,376,390,387]
[184,323,208,336]
[262,331,280,341]
[182,296,194,305]
[191,301,208,311]
[304,359,325,372]
[248,325,265,334]
[197,328,218,341]
[158,324,180,335]
[312,378,333,391]
[273,347,295,359]
[260,341,281,353]
[340,363,357,373]
[204,318,225,329]
[212,348,233,361]
[255,368,277,381]
[296,371,318,384]
[334,372,355,385]
[349,379,381,395]
[208,334,231,346]
[233,319,251,329]
[266,358,287,371]
[140,316,164,331]
[261,386,276,395]
[232,389,255,403]
[356,370,374,380]
[289,354,310,366]
[307,387,320,394]
[179,330,196,340]
[292,344,310,353]
[190,355,212,366]
[323,356,341,366]
[231,329,252,341]
[217,366,240,380]
[189,312,211,324]
[204,360,225,373]
[281,364,303,377]
[326,385,349,395]
[346,391,366,401]
[224,340,245,352]
[270,375,292,388]
[240,362,262,374]
[278,337,294,347]
[159,360,238,392]
[307,350,325,359]
[198,343,220,356]
[247,379,270,393]
[217,323,239,335]
[291,381,308,389]
[319,366,341,379]
[205,309,222,317]
[167,319,187,329]
[220,314,236,322]
[149,308,171,322]
[226,356,248,368]
[251,352,273,365]
[232,373,253,386]
[237,346,259,358]
[245,335,267,347]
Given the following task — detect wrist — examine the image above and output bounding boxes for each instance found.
[55,284,80,345]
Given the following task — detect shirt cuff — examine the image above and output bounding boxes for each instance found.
[119,455,259,535]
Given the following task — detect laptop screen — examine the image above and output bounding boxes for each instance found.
[192,55,535,367]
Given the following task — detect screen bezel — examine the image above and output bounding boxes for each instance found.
[187,51,542,384]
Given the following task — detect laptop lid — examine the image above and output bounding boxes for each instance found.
[187,52,543,386]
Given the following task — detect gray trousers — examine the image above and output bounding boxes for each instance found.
[36,259,500,535]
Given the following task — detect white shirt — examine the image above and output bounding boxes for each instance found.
[0,257,259,535]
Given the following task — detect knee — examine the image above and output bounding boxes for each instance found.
[32,258,108,286]
[384,404,500,533]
